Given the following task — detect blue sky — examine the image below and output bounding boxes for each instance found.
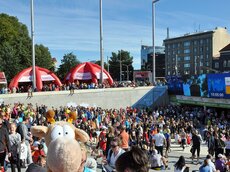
[0,0,230,69]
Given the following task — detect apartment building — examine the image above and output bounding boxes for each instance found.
[164,27,230,76]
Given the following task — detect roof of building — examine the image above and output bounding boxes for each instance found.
[220,43,230,52]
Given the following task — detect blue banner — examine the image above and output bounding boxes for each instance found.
[207,73,230,99]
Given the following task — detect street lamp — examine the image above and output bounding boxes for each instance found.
[119,50,122,82]
[152,0,160,84]
[31,0,36,90]
[99,0,104,85]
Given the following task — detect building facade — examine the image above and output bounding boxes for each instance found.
[213,43,230,73]
[140,45,165,78]
[164,27,230,76]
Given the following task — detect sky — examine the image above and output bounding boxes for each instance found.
[0,0,230,69]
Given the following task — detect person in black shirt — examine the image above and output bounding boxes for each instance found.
[191,130,201,164]
[0,117,11,169]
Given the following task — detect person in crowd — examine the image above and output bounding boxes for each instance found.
[9,122,21,172]
[0,117,11,170]
[180,128,187,150]
[152,128,166,156]
[98,126,107,156]
[106,126,115,157]
[150,149,168,170]
[199,159,212,172]
[16,116,33,165]
[78,142,97,172]
[32,142,45,163]
[224,134,230,157]
[103,137,125,171]
[205,154,219,172]
[119,125,129,151]
[191,130,202,164]
[115,146,149,172]
[164,126,171,158]
[26,155,46,172]
[207,131,215,156]
[215,154,227,172]
[174,156,189,172]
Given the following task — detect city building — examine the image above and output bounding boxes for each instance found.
[213,43,230,73]
[164,27,230,76]
[140,45,165,78]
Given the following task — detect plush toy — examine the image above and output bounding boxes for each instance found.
[31,121,89,172]
[46,110,55,124]
[67,111,77,124]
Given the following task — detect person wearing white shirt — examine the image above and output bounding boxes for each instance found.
[153,128,166,156]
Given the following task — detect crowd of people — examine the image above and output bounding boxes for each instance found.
[0,102,229,172]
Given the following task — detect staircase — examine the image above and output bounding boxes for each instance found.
[132,86,169,109]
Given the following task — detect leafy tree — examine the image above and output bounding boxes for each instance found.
[95,61,108,71]
[57,52,81,80]
[35,44,54,71]
[0,13,31,81]
[109,50,134,81]
[0,13,54,83]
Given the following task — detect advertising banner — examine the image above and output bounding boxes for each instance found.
[207,73,230,99]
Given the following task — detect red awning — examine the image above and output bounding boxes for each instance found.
[0,72,7,84]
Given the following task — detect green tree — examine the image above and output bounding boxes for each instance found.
[109,50,134,81]
[57,52,81,80]
[0,13,31,81]
[35,44,54,71]
[95,61,108,71]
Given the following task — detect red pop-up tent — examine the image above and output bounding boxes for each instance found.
[64,62,113,85]
[9,66,62,91]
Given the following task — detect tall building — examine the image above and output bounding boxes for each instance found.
[140,45,165,78]
[164,27,230,76]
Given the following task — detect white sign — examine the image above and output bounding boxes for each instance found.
[225,77,230,86]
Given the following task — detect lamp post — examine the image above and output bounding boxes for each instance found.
[31,0,36,90]
[152,0,160,84]
[99,0,104,85]
[119,50,122,82]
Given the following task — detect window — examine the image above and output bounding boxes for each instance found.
[194,48,197,53]
[200,70,203,74]
[200,62,203,66]
[194,40,197,45]
[200,39,203,45]
[184,64,190,68]
[184,49,190,54]
[215,62,219,68]
[184,56,190,61]
[206,62,209,66]
[200,55,204,59]
[228,60,230,67]
[177,57,182,61]
[223,60,227,67]
[184,41,190,47]
[168,71,171,75]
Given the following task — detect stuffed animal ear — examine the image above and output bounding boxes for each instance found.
[75,128,89,143]
[31,126,48,138]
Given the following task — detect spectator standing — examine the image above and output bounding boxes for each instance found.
[9,123,21,172]
[119,125,129,151]
[103,137,125,171]
[0,117,11,170]
[191,130,202,164]
[16,117,33,165]
[152,128,166,156]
